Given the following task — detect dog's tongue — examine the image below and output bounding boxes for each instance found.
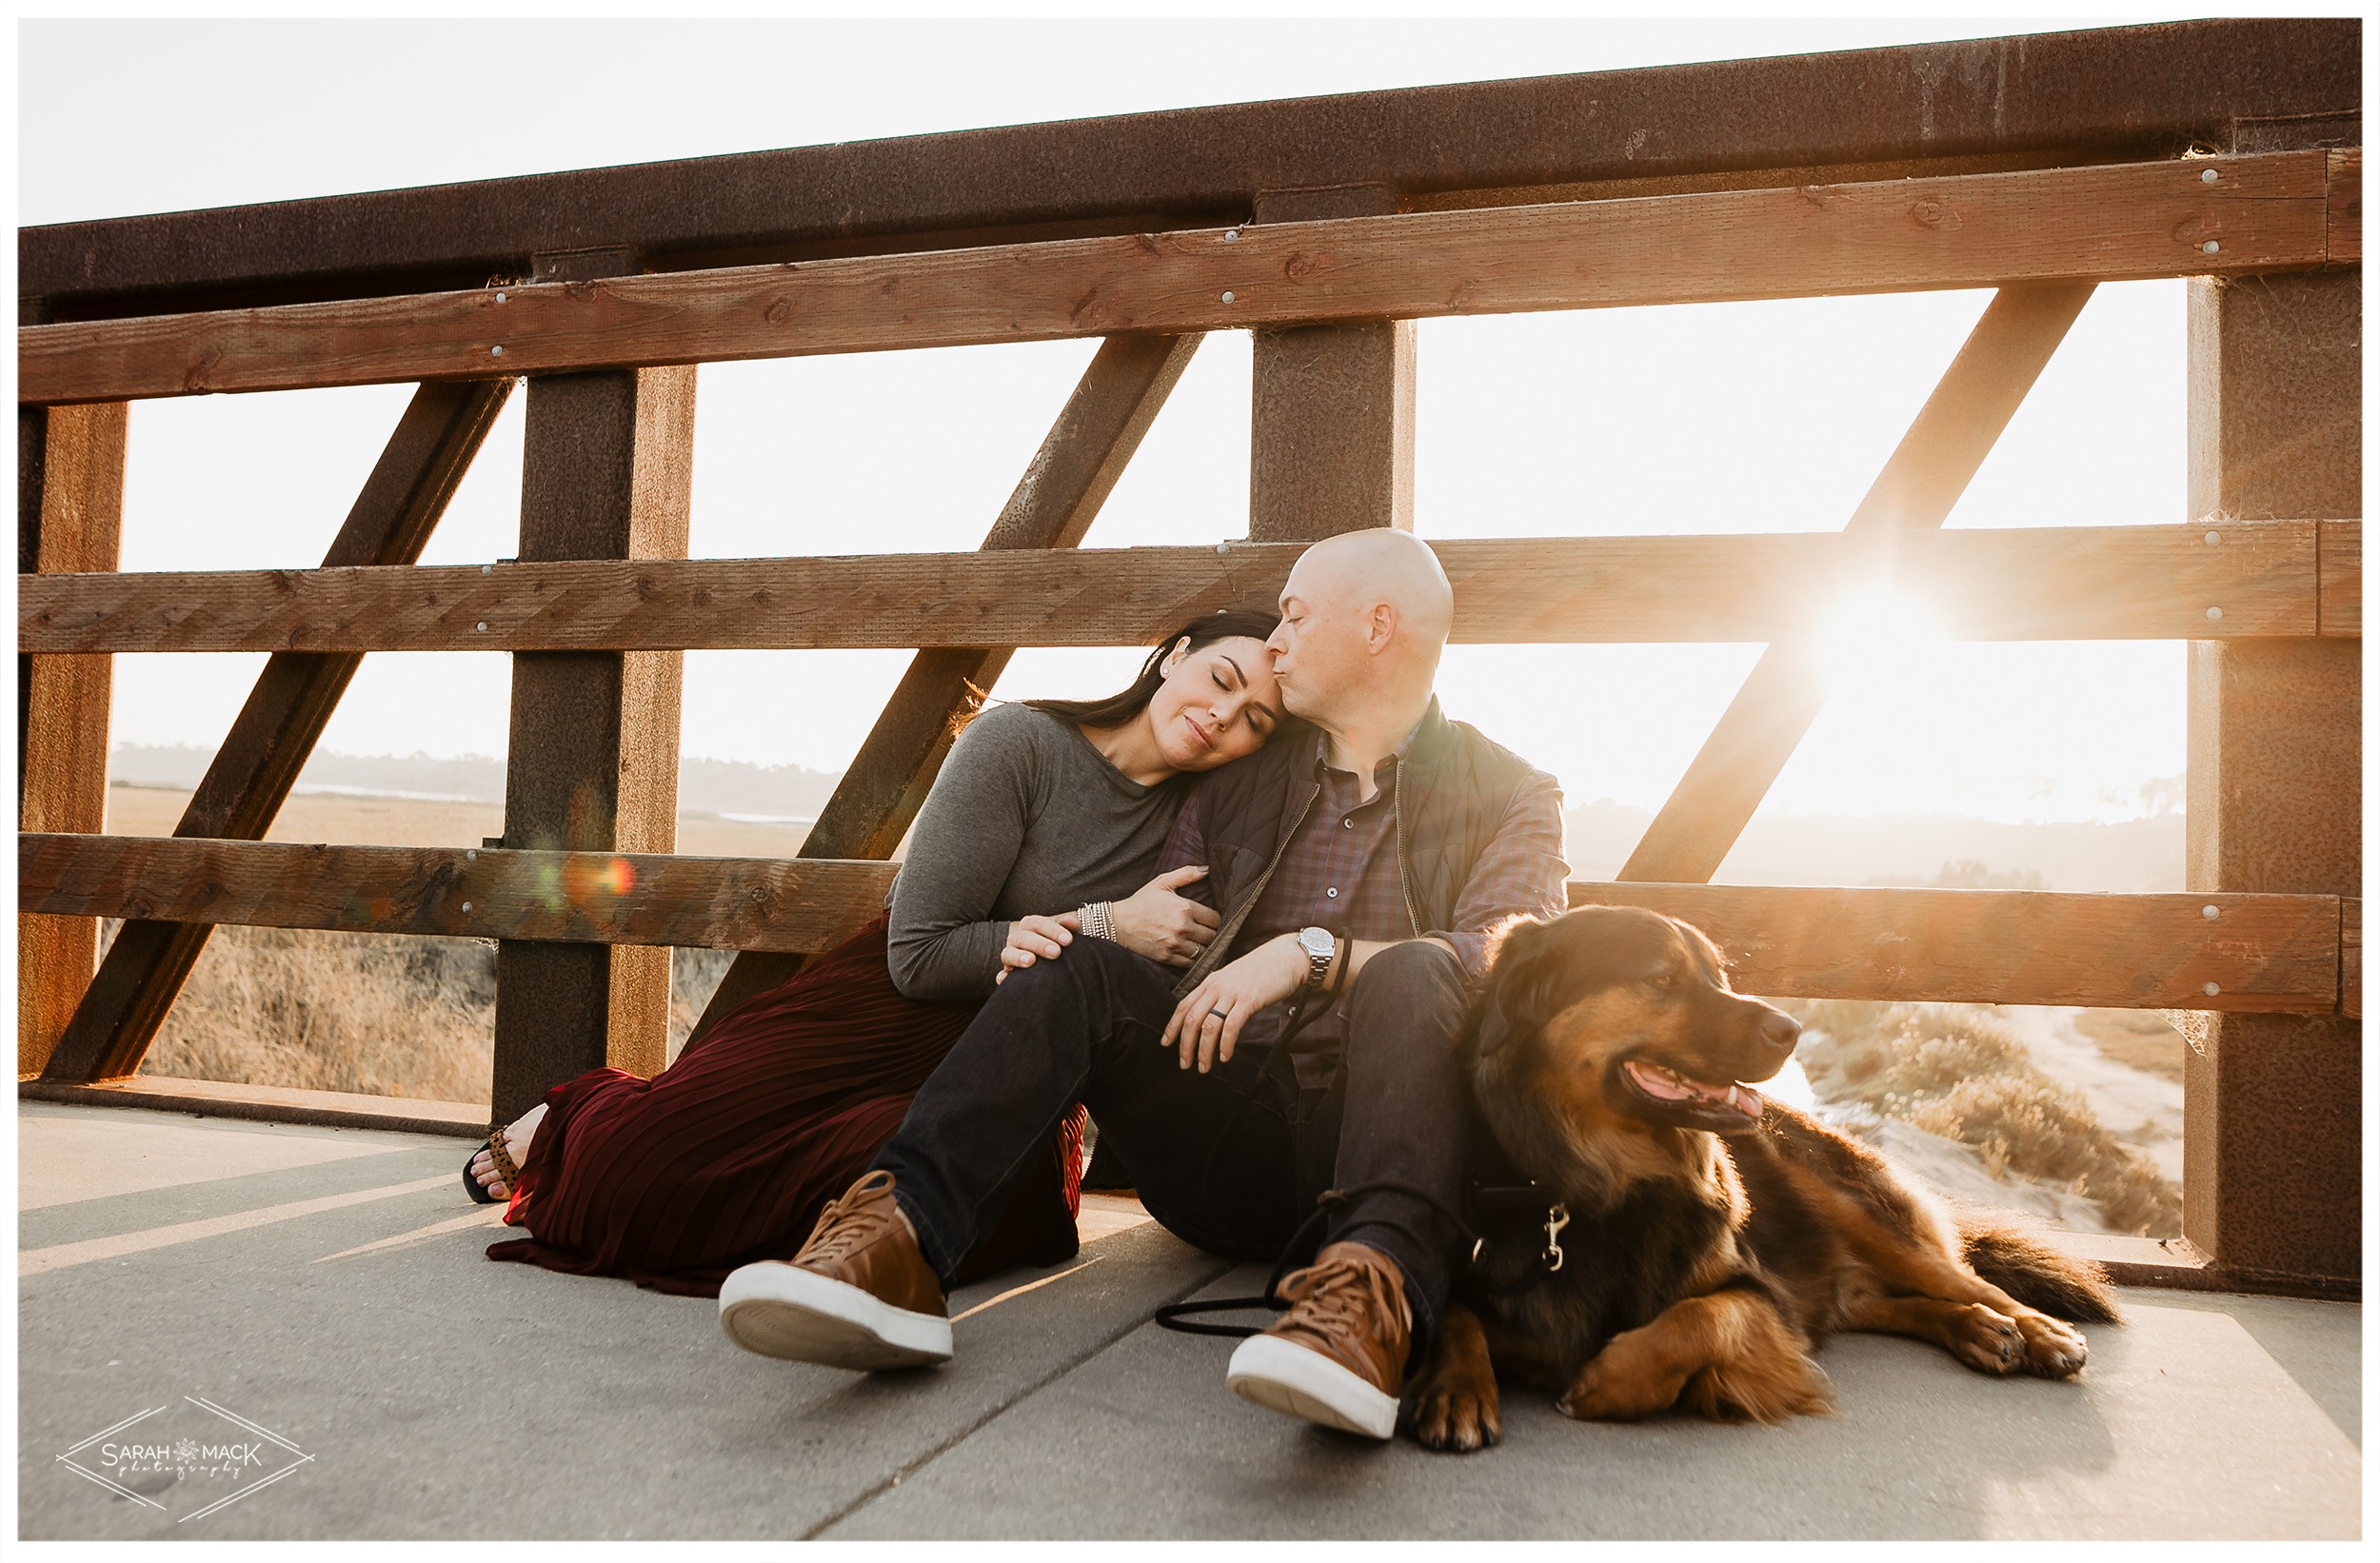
[1627,1063,1698,1101]
[1626,1061,1761,1118]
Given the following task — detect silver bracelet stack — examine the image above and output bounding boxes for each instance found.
[1078,901,1115,941]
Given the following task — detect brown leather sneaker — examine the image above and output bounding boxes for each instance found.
[718,1170,952,1370]
[1224,1240,1412,1439]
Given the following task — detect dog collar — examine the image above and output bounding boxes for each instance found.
[1469,1184,1571,1286]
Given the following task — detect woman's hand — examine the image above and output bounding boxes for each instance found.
[1161,933,1310,1073]
[996,912,1080,985]
[1106,864,1222,968]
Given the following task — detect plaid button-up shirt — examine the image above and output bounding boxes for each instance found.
[1157,731,1568,1086]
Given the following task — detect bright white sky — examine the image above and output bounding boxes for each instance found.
[23,16,2205,823]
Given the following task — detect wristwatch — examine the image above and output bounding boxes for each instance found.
[1296,926,1337,991]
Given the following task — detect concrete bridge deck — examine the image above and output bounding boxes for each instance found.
[15,1098,2362,1541]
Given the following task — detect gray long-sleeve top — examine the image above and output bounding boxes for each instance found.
[885,702,1189,1002]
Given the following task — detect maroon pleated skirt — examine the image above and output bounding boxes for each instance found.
[485,915,1084,1296]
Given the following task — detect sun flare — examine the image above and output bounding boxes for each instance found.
[1810,582,1954,691]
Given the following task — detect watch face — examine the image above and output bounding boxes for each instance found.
[1299,927,1334,959]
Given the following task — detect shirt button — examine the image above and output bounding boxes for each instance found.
[1325,887,1339,899]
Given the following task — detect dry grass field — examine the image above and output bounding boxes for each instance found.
[2072,1006,2187,1082]
[1789,998,2183,1237]
[100,786,786,1103]
[103,782,819,858]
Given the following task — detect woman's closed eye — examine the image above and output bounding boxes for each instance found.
[1214,656,1278,735]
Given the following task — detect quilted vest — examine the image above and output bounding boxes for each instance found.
[1173,696,1546,994]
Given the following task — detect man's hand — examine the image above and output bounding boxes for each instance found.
[1106,864,1221,967]
[995,912,1079,986]
[1160,933,1311,1073]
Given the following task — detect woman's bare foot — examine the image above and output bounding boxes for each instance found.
[467,1103,548,1200]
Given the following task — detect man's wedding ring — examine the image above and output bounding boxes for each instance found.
[1210,1006,1230,1018]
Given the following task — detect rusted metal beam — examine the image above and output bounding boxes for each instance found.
[1618,283,2098,884]
[19,19,2357,323]
[37,379,514,1085]
[685,332,1202,1045]
[23,152,2343,406]
[2181,102,2361,1286]
[25,522,2331,655]
[1248,185,1414,541]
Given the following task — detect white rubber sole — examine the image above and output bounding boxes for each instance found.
[1225,1334,1399,1440]
[718,1261,952,1371]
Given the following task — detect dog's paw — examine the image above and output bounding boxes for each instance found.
[2013,1312,2089,1378]
[1944,1302,2029,1375]
[1405,1380,1502,1453]
[1556,1356,1658,1422]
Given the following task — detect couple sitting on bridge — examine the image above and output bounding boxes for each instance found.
[468,527,1568,1440]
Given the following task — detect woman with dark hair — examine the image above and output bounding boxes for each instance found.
[471,609,1288,1295]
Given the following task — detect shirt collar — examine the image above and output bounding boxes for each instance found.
[1311,700,1438,781]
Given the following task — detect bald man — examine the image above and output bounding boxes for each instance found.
[720,528,1569,1447]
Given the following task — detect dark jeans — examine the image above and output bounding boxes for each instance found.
[872,936,1474,1353]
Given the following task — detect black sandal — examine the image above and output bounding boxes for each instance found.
[463,1127,522,1204]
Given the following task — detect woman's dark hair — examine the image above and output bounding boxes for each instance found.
[1021,608,1285,732]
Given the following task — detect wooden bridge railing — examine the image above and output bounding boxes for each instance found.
[18,20,2361,1296]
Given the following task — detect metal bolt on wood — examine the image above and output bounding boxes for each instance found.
[2205,981,2223,996]
[2204,904,2222,919]
[2208,605,2224,620]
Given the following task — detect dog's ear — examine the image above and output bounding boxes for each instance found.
[1478,916,1563,1056]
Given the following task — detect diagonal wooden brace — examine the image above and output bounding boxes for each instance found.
[38,379,515,1083]
[1618,284,2097,885]
[683,332,1202,1047]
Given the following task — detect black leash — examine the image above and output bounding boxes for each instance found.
[1151,1178,1573,1339]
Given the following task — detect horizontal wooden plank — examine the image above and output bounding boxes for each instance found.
[20,833,2349,1014]
[16,522,2329,654]
[1566,881,2343,1014]
[18,834,897,955]
[2319,518,2361,636]
[19,151,2336,405]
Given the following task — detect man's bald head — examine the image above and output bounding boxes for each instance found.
[1286,528,1455,647]
[1265,528,1455,727]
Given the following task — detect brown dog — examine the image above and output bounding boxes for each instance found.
[1404,905,2120,1452]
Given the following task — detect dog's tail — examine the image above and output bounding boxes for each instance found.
[1956,1212,2123,1323]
